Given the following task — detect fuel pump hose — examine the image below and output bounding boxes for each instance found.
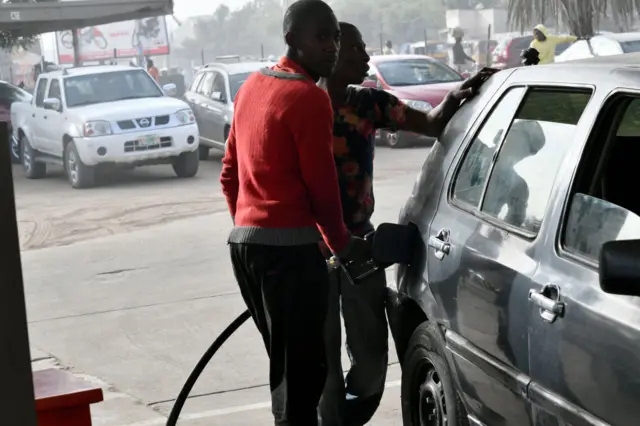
[165,309,252,426]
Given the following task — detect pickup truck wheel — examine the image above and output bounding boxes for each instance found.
[198,145,210,161]
[10,135,21,164]
[402,321,468,426]
[65,141,95,189]
[21,135,46,179]
[172,150,199,178]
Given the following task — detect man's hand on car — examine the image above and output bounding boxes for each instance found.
[451,67,499,101]
[340,236,372,264]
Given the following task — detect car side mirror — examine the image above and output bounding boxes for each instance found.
[43,97,61,112]
[461,72,471,79]
[361,79,378,89]
[162,83,177,97]
[599,239,640,296]
[371,222,421,266]
[211,91,226,103]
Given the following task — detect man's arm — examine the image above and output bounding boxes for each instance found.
[373,68,497,138]
[367,87,460,138]
[289,87,351,255]
[551,34,578,44]
[220,119,238,222]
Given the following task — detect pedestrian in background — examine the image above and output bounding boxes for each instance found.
[147,59,159,83]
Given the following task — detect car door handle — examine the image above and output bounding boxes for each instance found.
[529,284,564,324]
[428,228,451,261]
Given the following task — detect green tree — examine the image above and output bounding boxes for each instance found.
[507,0,639,38]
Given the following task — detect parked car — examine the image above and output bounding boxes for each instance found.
[184,61,273,159]
[556,32,640,62]
[376,53,640,426]
[0,80,32,163]
[11,65,199,188]
[362,54,465,148]
[400,41,451,64]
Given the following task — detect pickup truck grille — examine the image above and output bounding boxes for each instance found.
[116,115,171,130]
[124,136,173,152]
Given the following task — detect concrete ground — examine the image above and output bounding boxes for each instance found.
[17,146,430,425]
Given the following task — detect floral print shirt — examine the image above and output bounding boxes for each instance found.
[333,87,407,236]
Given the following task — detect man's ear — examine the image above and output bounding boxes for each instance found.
[284,31,296,49]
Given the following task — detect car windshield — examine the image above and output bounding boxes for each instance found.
[376,59,462,87]
[621,40,640,53]
[229,72,253,102]
[64,69,163,108]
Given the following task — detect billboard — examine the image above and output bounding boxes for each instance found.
[56,17,169,64]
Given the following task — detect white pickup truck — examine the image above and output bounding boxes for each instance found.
[11,65,200,188]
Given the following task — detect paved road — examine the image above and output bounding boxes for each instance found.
[18,146,431,425]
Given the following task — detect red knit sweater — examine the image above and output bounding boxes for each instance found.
[220,57,350,254]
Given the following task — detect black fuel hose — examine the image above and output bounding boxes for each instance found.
[165,309,252,426]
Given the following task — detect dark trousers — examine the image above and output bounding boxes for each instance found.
[318,266,389,426]
[229,243,330,426]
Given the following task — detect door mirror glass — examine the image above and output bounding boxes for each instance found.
[600,239,640,296]
[371,222,421,266]
[162,83,177,96]
[42,97,61,112]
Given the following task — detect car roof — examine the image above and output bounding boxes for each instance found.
[43,65,140,78]
[201,61,272,75]
[596,32,640,42]
[568,52,640,65]
[370,54,438,64]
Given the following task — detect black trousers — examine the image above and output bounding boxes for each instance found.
[229,242,330,426]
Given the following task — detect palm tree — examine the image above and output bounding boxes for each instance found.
[507,0,639,38]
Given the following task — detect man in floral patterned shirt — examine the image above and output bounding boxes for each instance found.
[318,22,496,426]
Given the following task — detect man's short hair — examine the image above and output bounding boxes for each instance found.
[339,22,357,33]
[283,0,334,34]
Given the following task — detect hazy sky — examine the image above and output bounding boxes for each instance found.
[173,0,250,18]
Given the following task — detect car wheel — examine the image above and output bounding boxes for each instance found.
[64,141,96,189]
[172,150,199,178]
[10,135,21,164]
[21,134,46,179]
[385,130,406,149]
[402,321,468,426]
[198,145,210,161]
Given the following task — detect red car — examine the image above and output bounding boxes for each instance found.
[361,54,466,148]
[0,81,32,163]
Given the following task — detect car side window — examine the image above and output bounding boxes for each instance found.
[563,96,640,262]
[47,79,61,101]
[481,88,592,233]
[190,73,204,92]
[35,78,48,107]
[198,72,215,97]
[453,87,526,208]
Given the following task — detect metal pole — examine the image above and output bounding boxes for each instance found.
[72,29,80,66]
[201,48,205,65]
[0,122,37,426]
[424,28,428,54]
[260,44,264,60]
[486,24,492,66]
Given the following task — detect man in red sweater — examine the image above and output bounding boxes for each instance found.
[220,1,369,424]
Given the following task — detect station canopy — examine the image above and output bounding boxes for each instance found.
[1,0,172,36]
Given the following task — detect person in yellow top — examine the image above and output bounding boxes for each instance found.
[530,24,577,64]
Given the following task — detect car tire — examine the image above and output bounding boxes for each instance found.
[172,150,199,178]
[385,130,406,149]
[401,321,468,426]
[21,134,46,179]
[198,145,210,161]
[64,141,96,189]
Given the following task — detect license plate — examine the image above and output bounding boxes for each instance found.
[137,135,158,146]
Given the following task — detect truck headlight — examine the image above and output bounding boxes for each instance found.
[83,121,112,137]
[175,108,195,125]
[402,100,433,112]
